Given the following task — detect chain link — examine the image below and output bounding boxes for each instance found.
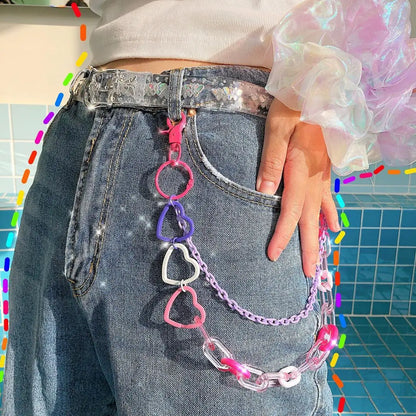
[237,365,267,392]
[202,338,233,371]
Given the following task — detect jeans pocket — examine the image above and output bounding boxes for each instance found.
[64,106,138,297]
[183,108,282,209]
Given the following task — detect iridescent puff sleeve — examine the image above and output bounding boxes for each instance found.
[265,0,416,176]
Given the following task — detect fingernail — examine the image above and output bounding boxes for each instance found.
[335,220,341,231]
[271,249,282,262]
[258,180,276,195]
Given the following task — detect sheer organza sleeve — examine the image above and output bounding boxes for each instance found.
[265,0,416,176]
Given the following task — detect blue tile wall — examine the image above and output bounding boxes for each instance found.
[0,104,49,205]
[0,105,10,141]
[330,316,416,415]
[331,199,416,317]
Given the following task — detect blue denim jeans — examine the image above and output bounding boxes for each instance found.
[2,65,332,415]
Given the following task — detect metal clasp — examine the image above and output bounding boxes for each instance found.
[159,112,187,162]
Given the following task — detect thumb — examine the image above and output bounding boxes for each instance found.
[257,99,297,195]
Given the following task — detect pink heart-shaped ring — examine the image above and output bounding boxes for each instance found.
[164,286,206,329]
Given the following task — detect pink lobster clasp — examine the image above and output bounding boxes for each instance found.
[159,111,187,157]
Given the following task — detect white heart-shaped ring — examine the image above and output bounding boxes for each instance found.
[162,243,200,286]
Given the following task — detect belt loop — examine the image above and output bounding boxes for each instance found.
[67,66,95,109]
[167,68,186,122]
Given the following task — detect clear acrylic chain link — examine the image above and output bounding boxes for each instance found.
[154,110,339,391]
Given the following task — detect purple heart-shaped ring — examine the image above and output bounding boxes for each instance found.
[156,200,195,242]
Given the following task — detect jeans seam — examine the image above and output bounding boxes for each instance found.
[65,110,107,285]
[185,113,280,208]
[312,366,322,415]
[72,110,135,297]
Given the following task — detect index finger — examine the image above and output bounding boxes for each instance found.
[256,99,297,195]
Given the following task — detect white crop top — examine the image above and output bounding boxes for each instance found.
[85,0,303,68]
[84,0,416,176]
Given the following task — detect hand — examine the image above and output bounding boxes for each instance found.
[257,98,340,277]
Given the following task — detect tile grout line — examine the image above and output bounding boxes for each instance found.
[409,231,416,316]
[352,209,364,315]
[388,209,402,315]
[370,211,382,315]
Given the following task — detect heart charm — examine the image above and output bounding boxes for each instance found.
[156,201,194,242]
[164,286,206,329]
[162,243,200,286]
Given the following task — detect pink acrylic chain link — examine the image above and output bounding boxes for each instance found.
[154,110,339,391]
